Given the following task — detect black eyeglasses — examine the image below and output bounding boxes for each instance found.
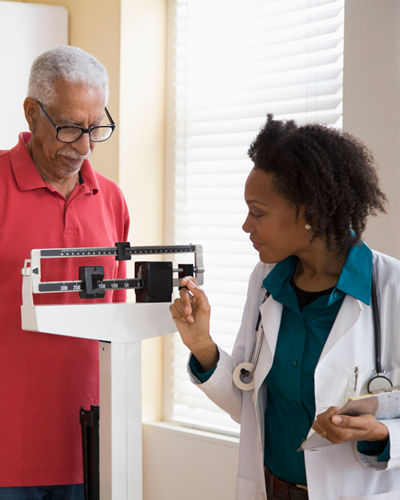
[35,99,116,143]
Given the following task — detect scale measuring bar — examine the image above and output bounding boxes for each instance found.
[39,244,197,258]
[22,242,204,298]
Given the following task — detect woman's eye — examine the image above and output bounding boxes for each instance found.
[250,212,263,219]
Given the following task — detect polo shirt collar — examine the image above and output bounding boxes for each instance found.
[79,159,99,193]
[10,132,46,191]
[10,132,99,194]
[262,240,372,306]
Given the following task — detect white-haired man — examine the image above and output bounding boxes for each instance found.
[0,46,129,499]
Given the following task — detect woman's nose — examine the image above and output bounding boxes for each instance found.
[242,214,251,233]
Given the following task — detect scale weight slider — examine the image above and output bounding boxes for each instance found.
[178,263,194,279]
[79,266,106,299]
[135,261,173,303]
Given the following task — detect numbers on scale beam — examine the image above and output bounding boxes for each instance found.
[41,244,196,259]
[38,278,144,294]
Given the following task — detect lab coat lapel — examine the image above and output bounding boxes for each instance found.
[253,297,282,393]
[319,294,361,361]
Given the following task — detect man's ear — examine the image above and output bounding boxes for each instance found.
[24,97,38,133]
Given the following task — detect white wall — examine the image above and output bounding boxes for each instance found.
[143,423,238,500]
[343,0,400,258]
[0,1,68,149]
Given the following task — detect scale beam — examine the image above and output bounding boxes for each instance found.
[39,244,197,258]
[22,242,204,298]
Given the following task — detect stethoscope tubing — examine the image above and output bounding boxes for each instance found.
[234,266,393,393]
[371,272,382,374]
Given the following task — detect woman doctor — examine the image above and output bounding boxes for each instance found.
[170,115,400,500]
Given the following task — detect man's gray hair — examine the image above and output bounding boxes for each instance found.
[28,45,109,105]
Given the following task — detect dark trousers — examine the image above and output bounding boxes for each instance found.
[0,484,84,500]
[265,467,308,500]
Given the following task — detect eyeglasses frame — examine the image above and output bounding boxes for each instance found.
[34,99,116,143]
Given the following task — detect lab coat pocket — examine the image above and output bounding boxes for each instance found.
[236,475,258,499]
[385,365,400,386]
[340,491,400,500]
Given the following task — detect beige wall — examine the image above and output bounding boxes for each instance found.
[343,0,400,258]
[119,0,167,421]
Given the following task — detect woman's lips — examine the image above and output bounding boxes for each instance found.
[252,241,261,251]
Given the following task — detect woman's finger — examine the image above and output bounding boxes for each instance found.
[180,277,196,315]
[169,303,189,323]
[184,278,210,313]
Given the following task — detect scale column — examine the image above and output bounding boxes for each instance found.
[99,341,143,500]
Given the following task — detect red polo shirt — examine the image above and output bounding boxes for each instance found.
[0,133,130,486]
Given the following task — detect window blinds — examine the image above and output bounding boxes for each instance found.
[164,0,344,435]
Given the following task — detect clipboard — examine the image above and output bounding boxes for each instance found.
[299,387,400,451]
[338,387,400,420]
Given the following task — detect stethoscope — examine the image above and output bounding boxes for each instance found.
[232,268,393,394]
[232,293,268,391]
[368,271,393,393]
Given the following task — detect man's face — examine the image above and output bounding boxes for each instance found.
[25,80,106,180]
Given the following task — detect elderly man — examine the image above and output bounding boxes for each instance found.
[0,46,129,499]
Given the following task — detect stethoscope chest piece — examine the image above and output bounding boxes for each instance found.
[233,291,269,392]
[233,362,255,390]
[367,374,393,394]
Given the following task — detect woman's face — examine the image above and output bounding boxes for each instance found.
[242,168,312,263]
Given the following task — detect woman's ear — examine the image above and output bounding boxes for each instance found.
[23,97,38,133]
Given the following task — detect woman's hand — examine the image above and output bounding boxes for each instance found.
[169,277,218,371]
[312,406,389,443]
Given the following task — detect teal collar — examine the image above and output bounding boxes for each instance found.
[263,241,372,306]
[335,240,372,305]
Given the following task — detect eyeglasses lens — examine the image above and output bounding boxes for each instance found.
[89,126,113,142]
[57,126,114,143]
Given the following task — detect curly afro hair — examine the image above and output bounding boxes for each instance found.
[247,114,387,255]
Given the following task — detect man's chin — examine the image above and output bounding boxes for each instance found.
[59,157,85,174]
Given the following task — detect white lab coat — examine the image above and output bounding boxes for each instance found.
[189,250,400,500]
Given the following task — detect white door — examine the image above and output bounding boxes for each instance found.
[0,1,68,149]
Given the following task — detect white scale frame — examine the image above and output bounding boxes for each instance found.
[20,245,203,500]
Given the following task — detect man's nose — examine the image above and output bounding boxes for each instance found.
[73,132,92,156]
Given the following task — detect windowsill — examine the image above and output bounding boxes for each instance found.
[142,421,239,448]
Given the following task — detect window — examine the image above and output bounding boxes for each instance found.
[164,0,344,435]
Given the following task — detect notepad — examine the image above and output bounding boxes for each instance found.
[339,387,400,420]
[299,387,400,451]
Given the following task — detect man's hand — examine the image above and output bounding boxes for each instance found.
[312,406,389,443]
